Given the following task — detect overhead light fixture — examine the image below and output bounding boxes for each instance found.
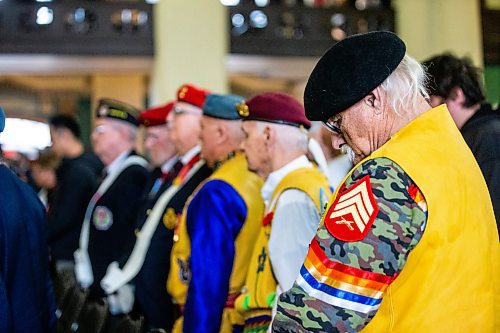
[220,0,240,6]
[36,0,53,2]
[255,0,270,6]
[36,7,53,25]
[249,10,268,29]
[66,7,97,34]
[232,13,245,28]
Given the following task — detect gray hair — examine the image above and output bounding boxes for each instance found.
[381,54,429,116]
[268,123,308,152]
[112,121,137,143]
[253,122,309,153]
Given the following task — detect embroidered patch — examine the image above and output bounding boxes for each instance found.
[93,206,113,231]
[163,208,178,230]
[324,175,379,242]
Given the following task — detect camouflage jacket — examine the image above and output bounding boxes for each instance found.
[272,157,428,332]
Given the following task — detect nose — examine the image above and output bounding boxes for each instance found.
[331,133,346,150]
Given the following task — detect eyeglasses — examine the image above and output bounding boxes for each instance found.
[93,124,120,134]
[93,124,108,134]
[322,114,342,135]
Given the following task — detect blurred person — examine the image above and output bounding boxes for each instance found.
[423,53,500,235]
[310,122,353,189]
[165,84,216,329]
[173,94,264,333]
[30,148,60,209]
[233,92,332,332]
[273,32,498,332]
[73,99,149,317]
[47,114,101,271]
[0,106,57,333]
[99,101,181,332]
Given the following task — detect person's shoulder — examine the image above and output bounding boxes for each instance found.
[199,178,236,195]
[347,157,410,186]
[122,155,149,175]
[0,165,44,211]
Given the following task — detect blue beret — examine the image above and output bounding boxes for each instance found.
[202,94,245,120]
[0,107,5,133]
[96,98,139,127]
[304,31,406,121]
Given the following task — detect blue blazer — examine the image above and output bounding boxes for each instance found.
[0,165,56,333]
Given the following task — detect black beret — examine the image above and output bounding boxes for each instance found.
[304,31,406,121]
[96,98,139,127]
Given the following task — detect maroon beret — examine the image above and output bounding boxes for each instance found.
[139,101,174,127]
[176,83,211,108]
[239,92,311,129]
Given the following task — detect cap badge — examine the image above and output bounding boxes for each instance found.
[178,86,188,99]
[236,102,249,117]
[98,105,109,117]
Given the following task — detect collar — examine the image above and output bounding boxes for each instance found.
[106,149,132,175]
[161,155,179,173]
[180,145,201,165]
[212,151,237,171]
[261,155,312,203]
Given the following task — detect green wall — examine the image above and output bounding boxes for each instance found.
[484,65,500,106]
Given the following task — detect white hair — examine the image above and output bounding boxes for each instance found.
[341,144,356,162]
[112,121,137,142]
[381,54,429,116]
[272,123,308,152]
[223,119,245,147]
[254,121,308,152]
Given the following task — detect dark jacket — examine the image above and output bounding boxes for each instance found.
[134,160,212,331]
[48,154,99,261]
[0,165,57,333]
[461,103,500,236]
[87,153,149,299]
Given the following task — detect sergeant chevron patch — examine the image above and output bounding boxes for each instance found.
[324,175,379,241]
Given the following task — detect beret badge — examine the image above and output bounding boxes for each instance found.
[236,102,249,117]
[178,86,188,99]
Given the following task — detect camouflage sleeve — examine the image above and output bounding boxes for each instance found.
[272,157,428,333]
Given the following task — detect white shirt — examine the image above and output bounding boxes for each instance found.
[327,153,353,191]
[161,155,179,173]
[105,150,131,176]
[264,156,322,324]
[180,145,201,165]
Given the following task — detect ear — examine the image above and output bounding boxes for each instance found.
[448,87,466,105]
[263,125,275,147]
[365,87,383,115]
[216,123,227,144]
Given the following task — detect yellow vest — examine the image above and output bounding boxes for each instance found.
[167,153,264,322]
[235,166,331,325]
[329,105,499,332]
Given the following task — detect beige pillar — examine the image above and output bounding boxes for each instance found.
[90,75,147,111]
[90,74,147,153]
[150,1,228,105]
[394,0,483,66]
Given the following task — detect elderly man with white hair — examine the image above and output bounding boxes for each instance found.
[234,92,332,332]
[74,98,149,315]
[272,32,498,332]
